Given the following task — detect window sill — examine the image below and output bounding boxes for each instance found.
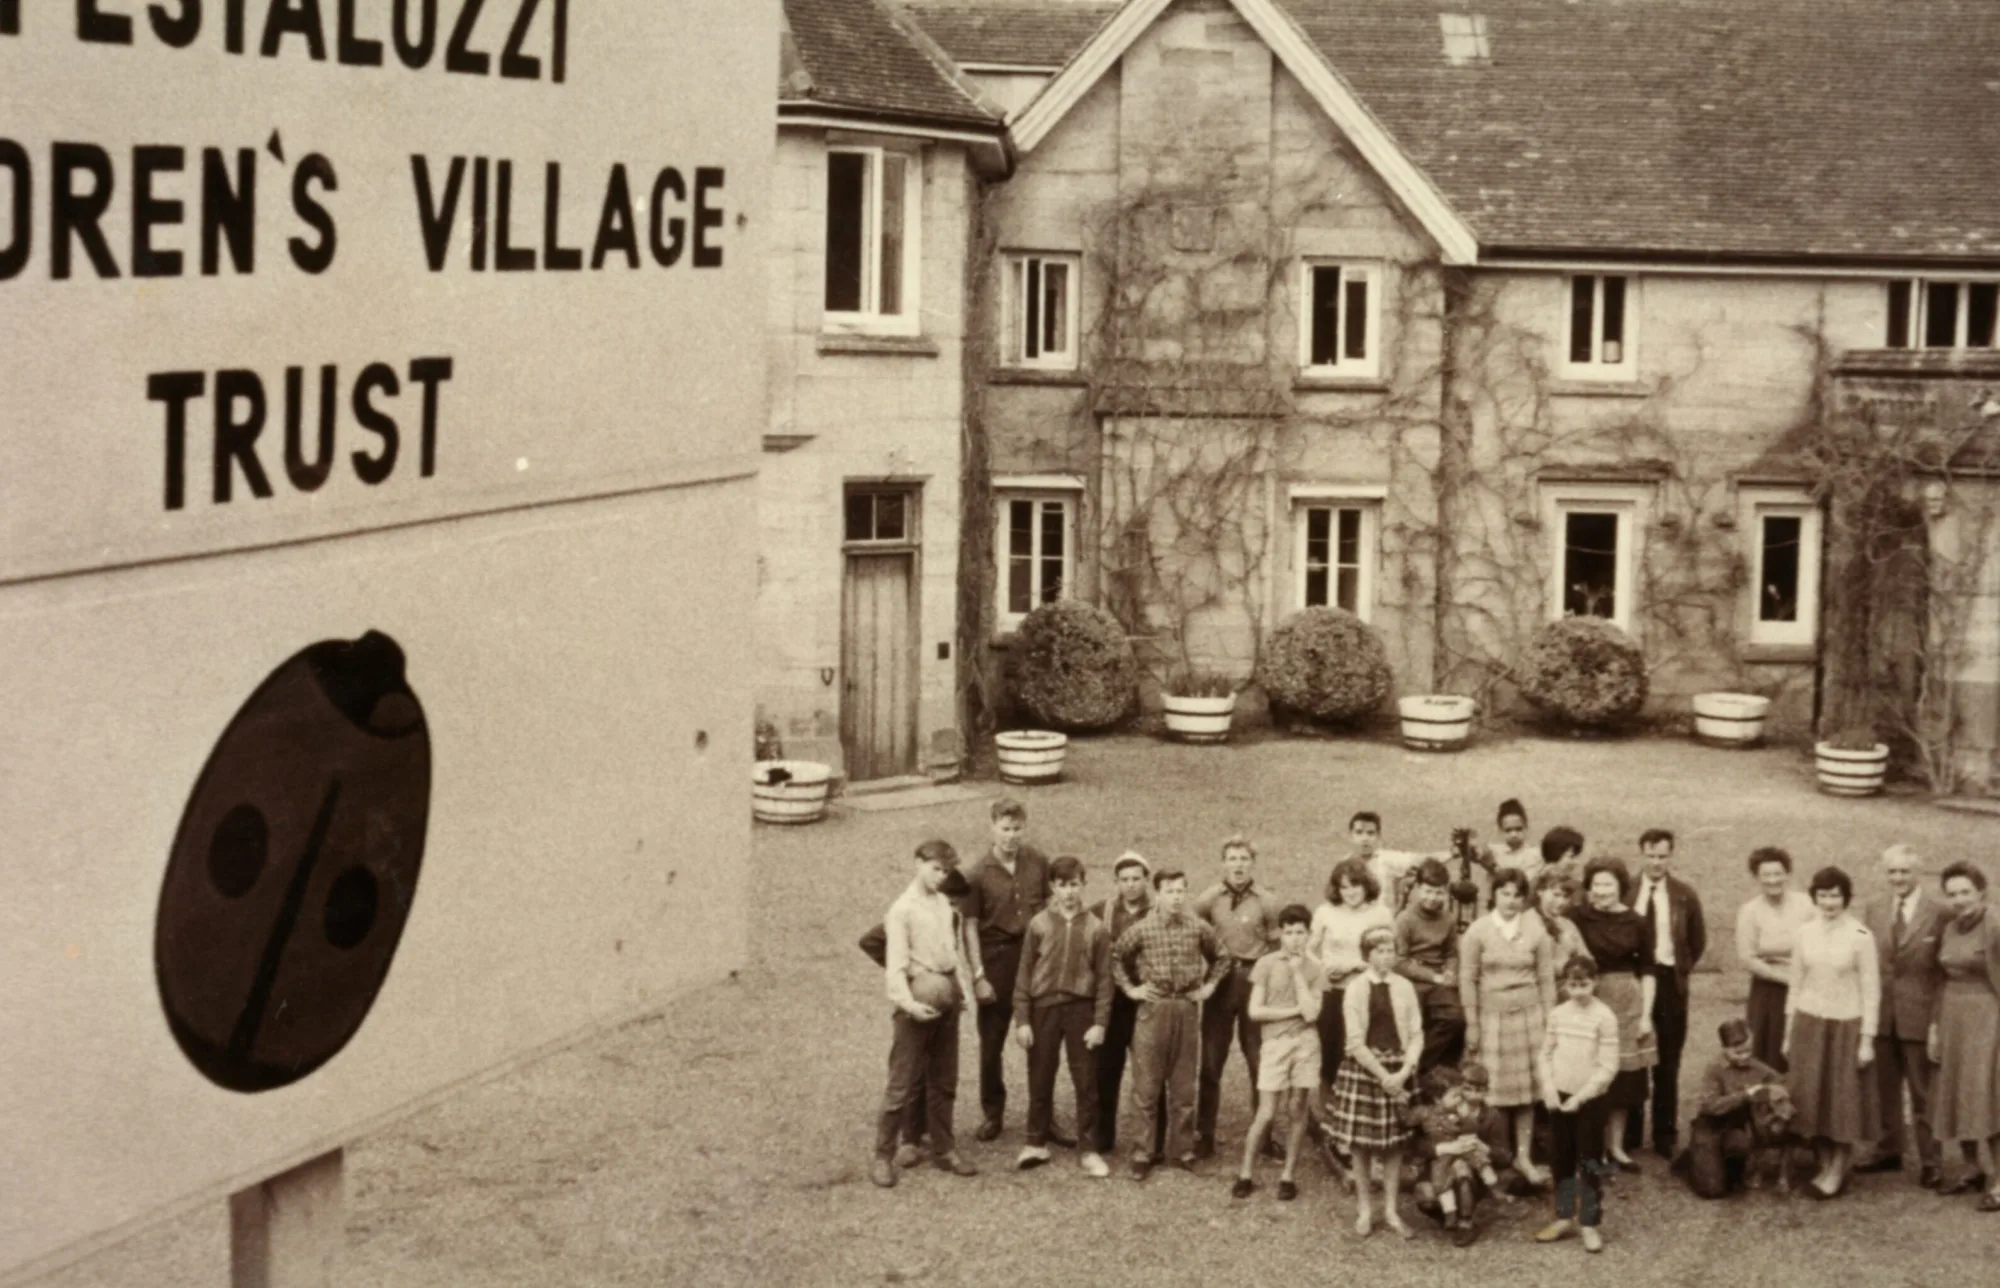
[1293,374,1388,393]
[816,333,940,358]
[1740,641,1818,665]
[990,368,1088,387]
[1550,378,1649,398]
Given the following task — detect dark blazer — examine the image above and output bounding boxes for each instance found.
[1636,875,1707,997]
[1861,890,1949,1040]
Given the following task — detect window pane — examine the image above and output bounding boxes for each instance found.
[1336,567,1359,612]
[1040,502,1065,603]
[1310,267,1341,365]
[845,492,873,542]
[1021,258,1041,359]
[1044,262,1070,356]
[1562,511,1620,618]
[1305,508,1330,567]
[1335,508,1361,567]
[1344,276,1369,360]
[874,491,905,541]
[1887,280,1912,348]
[1970,283,1998,349]
[1007,501,1032,613]
[1008,500,1033,557]
[825,153,866,312]
[1570,276,1595,364]
[1760,514,1802,623]
[1305,567,1329,607]
[878,154,906,316]
[1601,275,1626,356]
[1925,281,1959,348]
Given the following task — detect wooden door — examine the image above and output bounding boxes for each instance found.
[841,551,918,781]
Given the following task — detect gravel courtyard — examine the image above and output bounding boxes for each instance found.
[39,733,2000,1288]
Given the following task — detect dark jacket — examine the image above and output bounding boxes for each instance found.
[1636,874,1707,996]
[1860,889,1949,1040]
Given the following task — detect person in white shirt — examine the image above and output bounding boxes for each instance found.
[1783,865,1881,1200]
[1626,829,1706,1158]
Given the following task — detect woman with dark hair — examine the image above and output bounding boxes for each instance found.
[1571,856,1657,1171]
[1784,864,1880,1199]
[1533,866,1588,971]
[1736,846,1815,1072]
[1460,866,1557,1185]
[1309,857,1393,1157]
[1928,861,2000,1208]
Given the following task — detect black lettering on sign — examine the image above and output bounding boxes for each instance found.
[225,0,245,52]
[78,0,134,43]
[550,0,563,81]
[132,144,186,278]
[283,364,337,491]
[497,0,537,79]
[201,146,255,275]
[542,160,578,271]
[261,0,326,60]
[154,631,430,1093]
[0,139,29,280]
[149,0,200,47]
[492,159,532,271]
[1,0,18,35]
[288,151,336,273]
[392,0,434,67]
[52,142,119,279]
[149,369,205,511]
[214,368,275,503]
[411,154,465,271]
[469,155,488,271]
[591,162,637,270]
[407,356,452,475]
[649,167,684,267]
[443,0,486,75]
[349,361,399,483]
[336,0,381,65]
[693,166,724,269]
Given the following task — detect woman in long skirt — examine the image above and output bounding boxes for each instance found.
[1784,865,1880,1199]
[1736,846,1815,1072]
[1328,927,1423,1238]
[1571,856,1657,1172]
[1928,861,2000,1208]
[1460,867,1557,1185]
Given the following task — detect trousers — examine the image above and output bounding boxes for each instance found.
[1196,963,1261,1143]
[974,936,1023,1122]
[876,1008,959,1158]
[1095,991,1166,1156]
[1026,998,1100,1147]
[1872,1033,1941,1167]
[1130,996,1200,1162]
[1550,1096,1608,1228]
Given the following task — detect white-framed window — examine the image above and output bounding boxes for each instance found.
[1886,279,2000,350]
[1299,261,1381,378]
[1438,13,1491,66]
[824,146,921,334]
[1740,489,1822,647]
[994,476,1083,630]
[1563,274,1636,379]
[1542,484,1649,632]
[1290,487,1383,620]
[1004,252,1080,369]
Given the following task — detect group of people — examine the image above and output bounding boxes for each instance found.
[866,795,2000,1250]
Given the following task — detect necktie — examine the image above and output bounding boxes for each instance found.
[1894,896,1907,948]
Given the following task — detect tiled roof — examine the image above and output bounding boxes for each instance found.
[898,1,1122,68]
[781,0,1000,129]
[902,0,2000,263]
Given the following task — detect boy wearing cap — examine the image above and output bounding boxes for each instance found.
[1012,856,1114,1177]
[1092,852,1164,1159]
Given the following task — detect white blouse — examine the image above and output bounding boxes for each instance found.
[1786,913,1881,1035]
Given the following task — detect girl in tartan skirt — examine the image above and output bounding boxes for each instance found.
[1329,927,1425,1238]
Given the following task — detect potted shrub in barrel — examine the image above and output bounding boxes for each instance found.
[1691,691,1772,748]
[1160,668,1240,744]
[1397,692,1477,752]
[1520,618,1648,733]
[1256,607,1393,733]
[1001,601,1137,783]
[1814,724,1890,796]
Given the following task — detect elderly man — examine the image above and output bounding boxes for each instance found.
[1855,843,1948,1188]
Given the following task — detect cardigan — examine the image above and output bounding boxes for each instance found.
[1786,913,1880,1036]
[1459,911,1558,1030]
[1342,969,1424,1067]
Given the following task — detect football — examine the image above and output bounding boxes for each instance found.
[907,968,961,1013]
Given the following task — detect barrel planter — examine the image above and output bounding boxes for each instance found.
[1161,693,1237,744]
[751,760,833,824]
[995,730,1068,785]
[1398,695,1476,752]
[1692,692,1771,748]
[1814,742,1889,797]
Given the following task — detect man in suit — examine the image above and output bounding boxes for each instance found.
[1627,828,1707,1158]
[1855,843,1947,1187]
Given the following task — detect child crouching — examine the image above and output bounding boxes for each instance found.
[1410,1062,1512,1245]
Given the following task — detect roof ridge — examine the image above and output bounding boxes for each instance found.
[882,0,1007,122]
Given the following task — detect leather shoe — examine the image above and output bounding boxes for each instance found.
[1920,1165,1944,1190]
[1978,1192,2000,1213]
[1945,1172,1989,1195]
[1854,1154,1903,1175]
[1046,1128,1078,1149]
[974,1118,1003,1143]
[1652,1139,1678,1160]
[1193,1135,1217,1161]
[1130,1153,1155,1181]
[868,1155,897,1188]
[933,1151,978,1177]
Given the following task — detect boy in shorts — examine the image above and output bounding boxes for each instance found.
[1231,904,1324,1200]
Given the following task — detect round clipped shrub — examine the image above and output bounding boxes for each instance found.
[1521,618,1649,727]
[1257,607,1394,724]
[1013,601,1137,731]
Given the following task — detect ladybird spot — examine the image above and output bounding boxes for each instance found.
[208,804,269,899]
[324,866,380,950]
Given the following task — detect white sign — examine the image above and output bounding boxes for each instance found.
[0,3,769,1277]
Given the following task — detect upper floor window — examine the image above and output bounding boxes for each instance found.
[1564,274,1635,379]
[1300,262,1380,379]
[825,147,920,334]
[994,481,1081,630]
[1004,253,1080,369]
[1741,489,1822,648]
[1886,279,1999,350]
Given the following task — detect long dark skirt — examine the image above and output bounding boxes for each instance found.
[1747,976,1789,1073]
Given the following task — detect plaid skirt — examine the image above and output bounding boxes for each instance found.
[1328,1050,1410,1151]
[1477,1002,1545,1108]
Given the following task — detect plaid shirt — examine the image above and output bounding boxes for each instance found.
[1112,910,1228,998]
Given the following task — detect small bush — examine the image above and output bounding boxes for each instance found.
[1163,668,1239,699]
[1257,608,1393,724]
[1013,602,1137,731]
[1520,618,1648,727]
[1824,724,1882,752]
